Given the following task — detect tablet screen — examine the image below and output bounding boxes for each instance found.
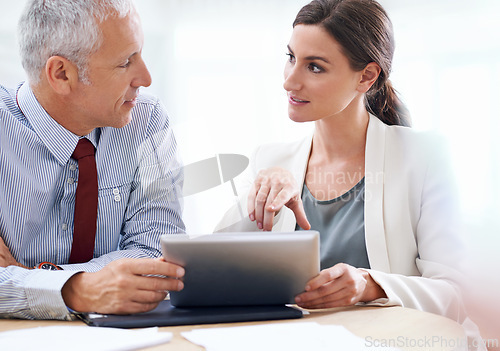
[161,231,320,307]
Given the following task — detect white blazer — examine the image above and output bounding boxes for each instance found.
[216,115,469,324]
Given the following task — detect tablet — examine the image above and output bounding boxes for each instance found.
[161,231,320,307]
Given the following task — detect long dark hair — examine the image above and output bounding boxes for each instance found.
[293,0,411,127]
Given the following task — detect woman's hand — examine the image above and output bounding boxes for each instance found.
[247,167,310,231]
[295,263,386,309]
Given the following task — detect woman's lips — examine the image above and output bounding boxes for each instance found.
[288,95,310,106]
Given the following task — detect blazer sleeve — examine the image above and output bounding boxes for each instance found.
[362,131,468,324]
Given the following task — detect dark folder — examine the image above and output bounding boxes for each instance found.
[78,300,303,328]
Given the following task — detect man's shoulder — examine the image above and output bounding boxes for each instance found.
[131,92,166,126]
[106,92,169,140]
[0,84,17,111]
[132,92,162,116]
[136,92,160,107]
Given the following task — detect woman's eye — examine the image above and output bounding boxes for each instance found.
[286,53,295,63]
[309,63,323,73]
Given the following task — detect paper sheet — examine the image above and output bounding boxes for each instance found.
[182,322,401,351]
[0,325,172,351]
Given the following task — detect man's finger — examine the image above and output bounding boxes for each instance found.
[121,258,185,278]
[104,300,162,315]
[131,288,169,304]
[135,274,184,292]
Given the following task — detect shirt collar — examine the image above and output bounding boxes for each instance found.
[16,82,99,165]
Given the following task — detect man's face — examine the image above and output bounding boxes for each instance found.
[70,8,152,134]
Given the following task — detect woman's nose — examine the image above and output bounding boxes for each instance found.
[283,64,302,92]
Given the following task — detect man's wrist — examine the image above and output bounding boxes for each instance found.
[61,272,88,312]
[15,262,31,269]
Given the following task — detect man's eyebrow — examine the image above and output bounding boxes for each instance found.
[127,52,139,60]
[118,51,138,63]
[287,45,331,64]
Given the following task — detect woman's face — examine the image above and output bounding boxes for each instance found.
[283,24,363,123]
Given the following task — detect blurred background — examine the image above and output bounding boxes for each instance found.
[1,0,499,341]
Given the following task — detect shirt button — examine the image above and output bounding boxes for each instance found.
[114,194,121,202]
[61,223,68,230]
[67,178,75,184]
[69,165,77,171]
[112,188,120,195]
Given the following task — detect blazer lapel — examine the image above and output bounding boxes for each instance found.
[364,116,391,272]
[276,118,392,273]
[274,134,313,232]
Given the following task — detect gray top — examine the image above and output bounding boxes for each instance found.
[296,178,370,270]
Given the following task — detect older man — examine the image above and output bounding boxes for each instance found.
[0,0,185,319]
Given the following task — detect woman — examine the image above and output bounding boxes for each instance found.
[216,0,481,342]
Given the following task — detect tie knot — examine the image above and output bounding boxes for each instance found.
[72,138,95,160]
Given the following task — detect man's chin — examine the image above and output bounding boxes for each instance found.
[111,114,133,129]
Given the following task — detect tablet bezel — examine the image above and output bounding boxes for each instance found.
[161,231,320,307]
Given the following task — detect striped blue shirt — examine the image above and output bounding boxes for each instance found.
[0,82,185,320]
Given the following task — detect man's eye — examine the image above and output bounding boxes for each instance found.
[119,61,131,68]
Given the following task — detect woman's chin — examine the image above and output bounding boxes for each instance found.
[288,114,313,123]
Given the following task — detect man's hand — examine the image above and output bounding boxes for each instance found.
[61,257,184,314]
[0,236,29,269]
[248,167,310,231]
[294,263,386,309]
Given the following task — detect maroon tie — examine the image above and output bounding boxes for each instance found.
[69,138,98,263]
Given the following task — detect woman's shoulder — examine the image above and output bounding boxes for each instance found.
[368,116,451,173]
[371,115,439,142]
[371,114,444,151]
[376,122,452,178]
[391,125,445,151]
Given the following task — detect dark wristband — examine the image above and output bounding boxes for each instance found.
[35,262,63,270]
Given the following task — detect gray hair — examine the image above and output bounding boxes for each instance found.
[18,0,134,85]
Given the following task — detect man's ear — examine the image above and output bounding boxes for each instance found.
[357,62,381,93]
[44,56,79,95]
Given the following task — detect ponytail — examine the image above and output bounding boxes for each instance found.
[366,80,411,127]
